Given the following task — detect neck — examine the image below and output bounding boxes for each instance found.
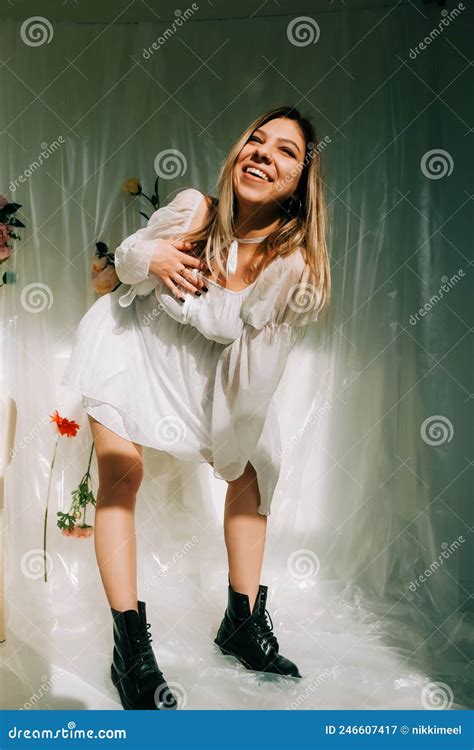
[233,200,282,239]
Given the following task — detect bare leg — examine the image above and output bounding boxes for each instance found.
[88,414,143,613]
[223,462,267,612]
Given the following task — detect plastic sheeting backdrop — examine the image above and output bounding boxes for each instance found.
[0,1,472,711]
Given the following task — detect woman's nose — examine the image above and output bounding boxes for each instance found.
[253,145,272,163]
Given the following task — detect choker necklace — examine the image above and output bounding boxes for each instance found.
[227,234,270,275]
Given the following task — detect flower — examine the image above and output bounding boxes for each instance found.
[122,177,142,196]
[91,256,107,274]
[43,410,81,582]
[92,264,119,295]
[0,245,12,264]
[57,443,96,543]
[62,525,94,539]
[0,223,9,247]
[49,410,81,438]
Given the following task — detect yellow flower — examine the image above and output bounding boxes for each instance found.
[122,177,142,196]
[93,265,119,295]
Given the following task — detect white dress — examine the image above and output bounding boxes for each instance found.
[61,188,319,515]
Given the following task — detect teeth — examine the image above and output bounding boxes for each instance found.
[245,166,269,181]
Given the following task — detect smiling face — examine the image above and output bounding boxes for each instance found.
[233,117,307,212]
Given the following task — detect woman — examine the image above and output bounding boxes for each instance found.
[61,105,331,710]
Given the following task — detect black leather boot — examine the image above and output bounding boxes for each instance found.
[214,579,301,678]
[110,600,177,710]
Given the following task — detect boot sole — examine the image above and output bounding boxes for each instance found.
[215,640,301,679]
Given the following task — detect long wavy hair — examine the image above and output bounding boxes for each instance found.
[181,105,331,314]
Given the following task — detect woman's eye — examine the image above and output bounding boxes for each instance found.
[282,148,295,157]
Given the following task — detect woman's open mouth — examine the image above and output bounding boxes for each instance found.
[242,165,273,183]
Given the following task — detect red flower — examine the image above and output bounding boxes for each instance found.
[50,410,81,438]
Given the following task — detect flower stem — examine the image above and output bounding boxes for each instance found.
[43,436,59,582]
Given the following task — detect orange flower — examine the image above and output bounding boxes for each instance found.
[50,410,81,438]
[62,525,94,539]
[92,264,119,295]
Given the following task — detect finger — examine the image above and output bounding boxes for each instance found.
[176,249,208,272]
[169,238,194,251]
[176,265,209,292]
[172,272,203,296]
[162,278,186,302]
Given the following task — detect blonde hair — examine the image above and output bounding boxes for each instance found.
[182,105,331,315]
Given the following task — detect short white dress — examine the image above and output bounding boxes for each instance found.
[61,188,319,515]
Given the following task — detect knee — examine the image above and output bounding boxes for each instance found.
[98,455,144,497]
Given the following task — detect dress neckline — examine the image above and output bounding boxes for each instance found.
[204,277,258,295]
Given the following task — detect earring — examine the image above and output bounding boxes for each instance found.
[286,194,303,217]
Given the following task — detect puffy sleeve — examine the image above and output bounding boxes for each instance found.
[210,248,321,482]
[115,187,205,308]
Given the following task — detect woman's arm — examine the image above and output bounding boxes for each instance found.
[115,188,208,297]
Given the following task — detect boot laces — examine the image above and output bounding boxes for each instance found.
[129,623,160,674]
[254,608,279,651]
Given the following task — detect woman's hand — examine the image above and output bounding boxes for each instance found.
[149,237,209,300]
